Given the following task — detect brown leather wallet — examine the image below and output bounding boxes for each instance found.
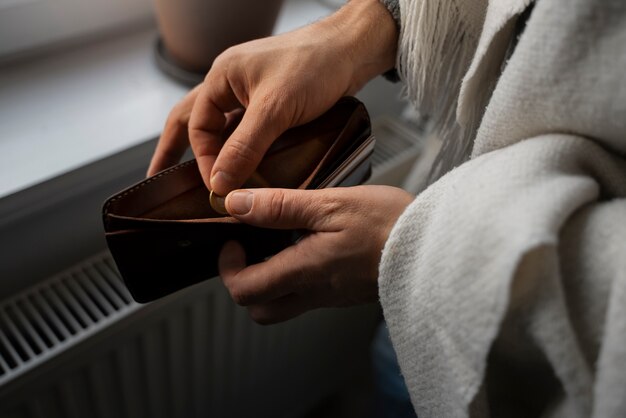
[102,97,374,302]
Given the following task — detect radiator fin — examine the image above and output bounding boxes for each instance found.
[1,252,380,418]
[371,118,419,168]
[0,253,138,386]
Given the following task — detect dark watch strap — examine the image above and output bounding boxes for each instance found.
[379,0,400,82]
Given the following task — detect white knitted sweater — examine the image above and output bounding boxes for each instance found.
[378,0,626,417]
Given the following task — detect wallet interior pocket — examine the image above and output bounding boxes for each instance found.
[104,98,369,225]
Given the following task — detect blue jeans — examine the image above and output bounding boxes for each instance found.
[371,322,417,418]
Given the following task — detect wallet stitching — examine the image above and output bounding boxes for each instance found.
[103,159,198,215]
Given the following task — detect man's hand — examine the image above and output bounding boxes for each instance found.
[217,185,413,324]
[148,0,398,196]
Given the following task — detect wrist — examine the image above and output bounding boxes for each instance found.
[324,0,399,91]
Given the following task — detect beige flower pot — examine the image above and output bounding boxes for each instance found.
[154,0,284,73]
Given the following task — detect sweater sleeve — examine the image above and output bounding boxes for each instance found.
[378,134,626,417]
[378,0,401,82]
[379,0,400,27]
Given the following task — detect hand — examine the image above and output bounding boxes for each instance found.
[148,0,397,196]
[217,185,413,324]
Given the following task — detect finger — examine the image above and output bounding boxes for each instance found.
[148,84,202,176]
[209,94,292,195]
[188,72,244,190]
[225,188,340,231]
[218,240,247,282]
[223,108,245,139]
[218,237,324,307]
[247,293,322,325]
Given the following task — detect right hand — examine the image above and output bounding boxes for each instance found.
[147,0,398,196]
[218,185,414,324]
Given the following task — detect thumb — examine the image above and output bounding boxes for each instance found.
[225,188,336,231]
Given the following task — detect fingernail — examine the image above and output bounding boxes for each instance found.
[211,171,235,193]
[228,191,253,215]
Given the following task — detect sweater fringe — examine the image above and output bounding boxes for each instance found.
[397,0,483,180]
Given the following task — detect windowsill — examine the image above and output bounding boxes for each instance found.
[0,0,334,199]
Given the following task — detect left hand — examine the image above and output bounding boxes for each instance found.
[147,0,398,195]
[218,185,414,324]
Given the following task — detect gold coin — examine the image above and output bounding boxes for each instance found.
[209,190,228,215]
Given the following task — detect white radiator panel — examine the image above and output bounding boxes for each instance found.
[0,253,379,418]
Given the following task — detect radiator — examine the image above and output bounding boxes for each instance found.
[0,252,381,418]
[0,115,425,418]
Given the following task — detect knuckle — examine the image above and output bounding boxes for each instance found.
[257,91,289,121]
[211,45,243,74]
[248,307,276,326]
[266,190,287,224]
[167,100,195,131]
[225,137,263,167]
[173,110,190,129]
[211,49,232,70]
[313,197,343,228]
[318,198,342,217]
[229,286,252,307]
[220,45,239,60]
[294,259,317,289]
[166,105,185,127]
[257,91,278,109]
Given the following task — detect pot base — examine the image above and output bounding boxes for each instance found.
[154,38,205,87]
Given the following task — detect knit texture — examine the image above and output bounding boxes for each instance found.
[379,0,626,416]
[379,0,401,82]
[379,0,400,27]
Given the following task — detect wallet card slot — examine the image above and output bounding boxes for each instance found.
[315,134,375,189]
[139,186,218,220]
[307,107,371,189]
